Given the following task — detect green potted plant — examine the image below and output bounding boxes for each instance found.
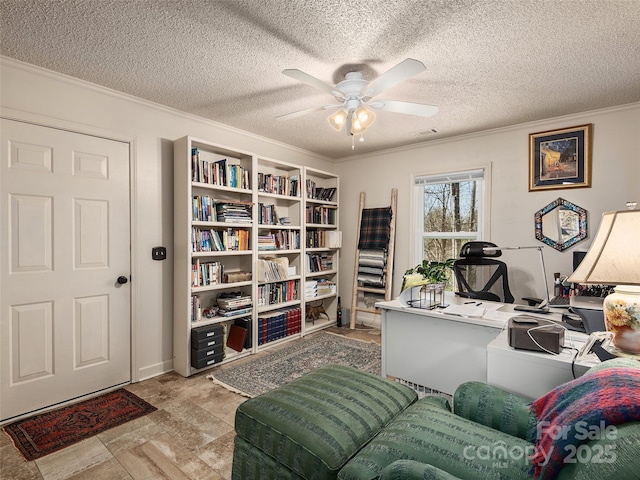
[402,258,455,290]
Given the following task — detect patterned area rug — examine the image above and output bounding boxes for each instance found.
[2,388,156,461]
[208,332,381,397]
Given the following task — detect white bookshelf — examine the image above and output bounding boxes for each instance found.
[173,137,255,376]
[303,167,340,333]
[173,137,340,376]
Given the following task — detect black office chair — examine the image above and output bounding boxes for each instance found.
[453,241,515,303]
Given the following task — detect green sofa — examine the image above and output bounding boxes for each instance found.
[232,359,640,480]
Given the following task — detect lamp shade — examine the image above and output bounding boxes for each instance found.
[328,109,348,131]
[568,210,640,286]
[569,209,640,354]
[355,106,375,128]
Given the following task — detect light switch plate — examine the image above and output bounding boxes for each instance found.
[152,246,167,260]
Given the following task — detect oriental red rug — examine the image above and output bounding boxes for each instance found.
[2,388,157,461]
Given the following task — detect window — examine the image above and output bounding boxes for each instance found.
[413,168,487,270]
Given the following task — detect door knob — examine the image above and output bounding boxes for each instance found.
[117,276,128,284]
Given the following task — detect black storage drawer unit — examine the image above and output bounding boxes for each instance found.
[191,323,225,342]
[190,344,225,369]
[190,351,225,369]
[190,324,226,369]
[191,331,224,350]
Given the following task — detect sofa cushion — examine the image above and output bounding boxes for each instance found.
[232,436,307,480]
[234,364,417,480]
[339,396,532,480]
[454,381,535,440]
[379,459,462,480]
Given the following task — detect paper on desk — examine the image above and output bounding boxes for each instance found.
[482,310,518,322]
[441,305,486,318]
[482,303,504,311]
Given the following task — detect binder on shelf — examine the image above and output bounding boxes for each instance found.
[226,324,248,352]
[234,318,252,349]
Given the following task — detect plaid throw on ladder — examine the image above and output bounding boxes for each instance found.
[358,207,393,251]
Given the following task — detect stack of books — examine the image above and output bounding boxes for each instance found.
[316,278,336,296]
[215,201,252,224]
[305,280,318,299]
[216,292,252,317]
[257,234,277,251]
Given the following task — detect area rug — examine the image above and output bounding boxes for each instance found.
[208,332,381,397]
[2,388,157,461]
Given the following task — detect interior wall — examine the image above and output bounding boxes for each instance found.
[336,103,640,326]
[0,57,334,380]
[3,56,639,371]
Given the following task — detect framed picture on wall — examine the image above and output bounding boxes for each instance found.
[528,124,592,191]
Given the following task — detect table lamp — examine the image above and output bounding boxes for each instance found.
[568,209,640,354]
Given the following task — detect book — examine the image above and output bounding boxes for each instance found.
[226,324,247,352]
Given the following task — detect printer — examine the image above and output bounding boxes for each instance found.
[570,296,606,334]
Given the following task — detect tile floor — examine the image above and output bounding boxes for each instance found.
[1,327,381,480]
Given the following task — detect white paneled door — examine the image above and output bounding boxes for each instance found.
[0,119,131,422]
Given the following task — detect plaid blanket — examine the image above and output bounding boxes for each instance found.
[528,366,640,479]
[358,207,393,250]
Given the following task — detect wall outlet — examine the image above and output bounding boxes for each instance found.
[152,246,167,260]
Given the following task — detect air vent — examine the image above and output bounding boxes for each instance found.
[415,128,439,137]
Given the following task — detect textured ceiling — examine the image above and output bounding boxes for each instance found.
[1,0,640,160]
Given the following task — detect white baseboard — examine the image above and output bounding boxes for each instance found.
[137,359,174,382]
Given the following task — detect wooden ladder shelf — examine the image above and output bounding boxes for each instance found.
[349,189,397,329]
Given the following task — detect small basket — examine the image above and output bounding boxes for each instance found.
[404,283,445,310]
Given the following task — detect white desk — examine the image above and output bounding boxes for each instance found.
[487,330,595,399]
[377,295,587,396]
[378,295,510,395]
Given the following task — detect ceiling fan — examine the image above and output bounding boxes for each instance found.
[277,58,438,137]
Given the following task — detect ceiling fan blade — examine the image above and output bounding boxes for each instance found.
[276,104,341,121]
[363,58,426,98]
[369,100,439,117]
[282,69,337,96]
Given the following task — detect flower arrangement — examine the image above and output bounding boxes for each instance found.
[603,287,640,354]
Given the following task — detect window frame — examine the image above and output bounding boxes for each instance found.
[410,164,492,268]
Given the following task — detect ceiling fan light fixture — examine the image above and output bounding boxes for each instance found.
[355,106,375,128]
[328,109,348,131]
[350,116,366,135]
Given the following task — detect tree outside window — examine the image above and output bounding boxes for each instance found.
[414,169,485,289]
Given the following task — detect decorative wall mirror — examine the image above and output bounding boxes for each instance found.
[535,198,587,251]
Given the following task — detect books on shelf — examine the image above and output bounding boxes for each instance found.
[305,230,342,248]
[257,279,298,306]
[258,173,300,197]
[192,227,250,251]
[258,203,279,225]
[215,200,252,224]
[192,260,224,287]
[305,205,337,225]
[226,324,247,352]
[192,195,217,222]
[257,257,290,283]
[257,307,302,345]
[192,148,250,189]
[305,278,336,298]
[191,295,201,322]
[305,280,317,297]
[257,230,300,251]
[306,179,336,201]
[305,253,335,273]
[216,292,252,317]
